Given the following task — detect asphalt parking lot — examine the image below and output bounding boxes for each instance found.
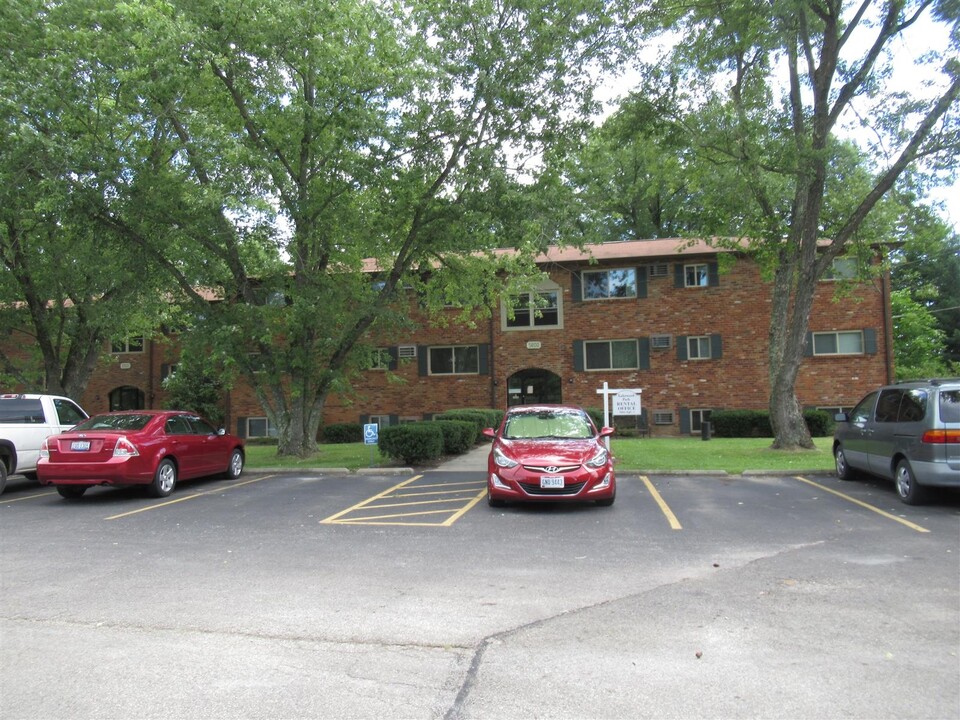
[1,465,958,720]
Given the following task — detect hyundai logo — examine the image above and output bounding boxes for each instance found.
[545,466,560,473]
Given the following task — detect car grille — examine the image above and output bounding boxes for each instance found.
[518,481,587,496]
[522,464,581,473]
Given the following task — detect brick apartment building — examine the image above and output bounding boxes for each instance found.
[17,238,893,437]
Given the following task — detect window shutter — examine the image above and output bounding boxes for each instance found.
[236,417,247,438]
[636,266,648,299]
[711,334,723,360]
[388,346,399,371]
[389,414,399,426]
[638,337,651,370]
[679,408,691,434]
[360,414,369,425]
[479,344,490,375]
[573,341,584,371]
[803,332,813,357]
[708,262,720,287]
[863,328,877,355]
[677,336,688,361]
[674,264,685,288]
[571,272,583,302]
[418,346,429,375]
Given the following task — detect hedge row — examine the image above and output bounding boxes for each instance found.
[710,409,833,437]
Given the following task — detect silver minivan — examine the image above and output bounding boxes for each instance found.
[833,379,960,504]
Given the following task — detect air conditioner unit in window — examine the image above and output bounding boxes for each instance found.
[397,345,417,359]
[649,263,669,278]
[653,411,675,425]
[650,334,673,350]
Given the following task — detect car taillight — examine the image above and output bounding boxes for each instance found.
[921,430,960,444]
[39,437,49,459]
[114,436,140,457]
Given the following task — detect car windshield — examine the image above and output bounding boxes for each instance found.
[503,410,594,440]
[73,414,153,432]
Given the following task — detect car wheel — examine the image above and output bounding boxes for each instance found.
[56,486,86,500]
[224,449,244,479]
[834,444,857,481]
[487,488,506,508]
[895,459,928,506]
[150,459,177,498]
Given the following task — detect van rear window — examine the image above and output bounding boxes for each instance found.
[0,399,45,423]
[940,391,960,424]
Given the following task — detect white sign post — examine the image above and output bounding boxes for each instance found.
[595,382,643,449]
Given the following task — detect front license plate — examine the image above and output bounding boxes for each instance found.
[71,441,90,451]
[540,476,564,489]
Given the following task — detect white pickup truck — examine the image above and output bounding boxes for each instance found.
[0,394,89,493]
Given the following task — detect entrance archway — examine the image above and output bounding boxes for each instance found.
[506,368,562,406]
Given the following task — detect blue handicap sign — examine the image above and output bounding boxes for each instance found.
[363,423,379,445]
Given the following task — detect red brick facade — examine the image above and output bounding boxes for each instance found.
[6,240,893,436]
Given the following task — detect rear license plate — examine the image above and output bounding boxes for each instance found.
[540,476,564,489]
[71,441,91,451]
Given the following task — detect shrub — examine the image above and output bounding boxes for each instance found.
[322,422,363,444]
[379,423,444,465]
[436,409,503,438]
[711,409,835,438]
[426,420,476,455]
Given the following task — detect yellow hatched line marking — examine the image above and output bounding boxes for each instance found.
[320,475,422,524]
[365,497,479,510]
[390,487,485,499]
[105,474,278,520]
[334,508,459,523]
[791,475,930,533]
[441,489,487,527]
[401,480,481,490]
[639,475,682,530]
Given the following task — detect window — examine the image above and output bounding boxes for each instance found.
[691,409,712,433]
[53,399,86,426]
[428,345,479,375]
[111,336,144,353]
[684,264,709,287]
[824,257,858,280]
[246,417,277,438]
[584,340,639,371]
[370,349,392,371]
[582,268,637,300]
[812,331,863,356]
[505,291,560,329]
[653,411,674,425]
[165,415,193,435]
[687,336,712,360]
[367,414,391,428]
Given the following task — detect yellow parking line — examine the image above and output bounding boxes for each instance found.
[364,497,479,511]
[441,489,487,526]
[0,490,57,504]
[334,508,460,523]
[320,475,422,524]
[792,475,930,533]
[105,474,278,520]
[639,475,682,530]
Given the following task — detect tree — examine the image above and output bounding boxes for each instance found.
[0,0,176,398]
[62,0,619,456]
[631,0,960,449]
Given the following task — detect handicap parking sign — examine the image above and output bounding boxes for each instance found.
[363,423,379,445]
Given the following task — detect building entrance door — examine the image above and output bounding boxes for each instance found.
[506,369,562,406]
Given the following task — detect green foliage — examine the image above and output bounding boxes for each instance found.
[160,350,226,426]
[711,410,833,438]
[425,420,476,455]
[321,423,364,444]
[378,423,445,465]
[436,408,504,437]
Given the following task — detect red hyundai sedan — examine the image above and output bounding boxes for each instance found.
[483,404,616,507]
[38,410,245,500]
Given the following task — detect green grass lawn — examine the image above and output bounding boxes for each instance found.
[245,437,836,474]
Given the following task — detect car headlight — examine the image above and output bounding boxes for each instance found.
[585,447,608,468]
[493,446,518,468]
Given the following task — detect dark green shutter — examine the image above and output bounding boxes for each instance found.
[637,266,648,299]
[236,417,247,438]
[803,332,813,357]
[679,408,691,434]
[479,344,490,375]
[571,272,583,302]
[573,341,584,371]
[677,336,688,361]
[639,337,650,370]
[863,328,877,355]
[711,334,723,359]
[388,347,399,371]
[418,346,429,375]
[674,264,685,288]
[708,262,720,287]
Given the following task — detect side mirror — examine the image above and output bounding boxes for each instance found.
[218,428,226,436]
[482,427,496,439]
[599,426,615,437]
[834,413,849,423]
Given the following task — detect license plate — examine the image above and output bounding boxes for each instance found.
[540,476,564,489]
[71,441,90,451]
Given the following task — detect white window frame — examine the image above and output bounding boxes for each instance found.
[368,414,391,428]
[690,409,712,433]
[502,282,563,331]
[111,336,144,354]
[812,331,864,356]
[370,348,392,371]
[583,339,640,371]
[823,257,858,281]
[246,417,277,438]
[428,345,480,375]
[582,268,638,300]
[687,335,712,360]
[684,264,709,288]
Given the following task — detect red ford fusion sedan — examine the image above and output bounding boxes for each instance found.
[482,404,616,507]
[37,410,245,500]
